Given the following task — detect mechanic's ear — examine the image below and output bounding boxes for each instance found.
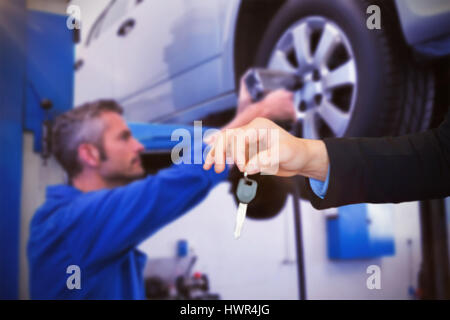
[78,143,101,167]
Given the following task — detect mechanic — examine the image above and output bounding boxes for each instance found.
[204,92,450,208]
[27,86,294,299]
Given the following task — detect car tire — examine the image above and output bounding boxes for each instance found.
[231,0,435,219]
[255,0,434,137]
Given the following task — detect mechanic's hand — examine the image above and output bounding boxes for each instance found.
[237,77,296,123]
[260,89,296,123]
[203,117,329,180]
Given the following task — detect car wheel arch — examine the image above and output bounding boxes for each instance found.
[232,0,288,86]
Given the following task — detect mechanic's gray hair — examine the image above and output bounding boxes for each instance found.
[52,100,124,180]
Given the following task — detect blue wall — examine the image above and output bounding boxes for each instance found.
[327,204,395,260]
[0,3,74,298]
[25,10,75,152]
[0,0,27,300]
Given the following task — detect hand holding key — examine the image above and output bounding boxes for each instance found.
[203,117,329,180]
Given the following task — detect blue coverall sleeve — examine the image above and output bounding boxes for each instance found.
[69,161,228,266]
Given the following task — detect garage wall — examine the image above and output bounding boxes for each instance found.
[302,201,422,299]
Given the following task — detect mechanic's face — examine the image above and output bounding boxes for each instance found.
[97,112,145,184]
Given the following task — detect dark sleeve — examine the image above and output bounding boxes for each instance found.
[305,109,450,209]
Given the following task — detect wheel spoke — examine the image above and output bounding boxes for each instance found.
[314,23,341,66]
[316,100,350,136]
[302,111,319,139]
[323,60,356,89]
[296,110,307,120]
[292,23,312,69]
[269,50,296,73]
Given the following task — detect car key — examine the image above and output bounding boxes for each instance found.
[234,172,258,239]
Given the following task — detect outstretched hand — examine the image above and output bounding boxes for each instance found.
[203,117,329,181]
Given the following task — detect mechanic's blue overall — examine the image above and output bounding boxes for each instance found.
[27,159,228,299]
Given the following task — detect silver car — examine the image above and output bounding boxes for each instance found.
[75,0,450,140]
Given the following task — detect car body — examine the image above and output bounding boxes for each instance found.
[75,0,239,124]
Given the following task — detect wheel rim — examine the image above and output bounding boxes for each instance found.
[268,16,357,139]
